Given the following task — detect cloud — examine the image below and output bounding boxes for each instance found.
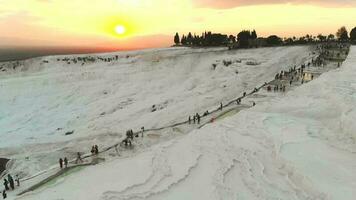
[193,0,356,9]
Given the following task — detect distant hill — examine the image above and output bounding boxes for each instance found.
[0,47,123,62]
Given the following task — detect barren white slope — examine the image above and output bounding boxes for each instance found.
[14,46,356,200]
[11,46,356,200]
[0,46,313,176]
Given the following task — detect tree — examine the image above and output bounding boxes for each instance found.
[251,30,257,40]
[336,26,349,41]
[237,30,251,48]
[327,34,335,41]
[266,35,282,46]
[181,35,187,45]
[317,34,326,42]
[284,38,294,45]
[174,33,180,45]
[350,27,356,43]
[187,32,193,45]
[228,35,236,43]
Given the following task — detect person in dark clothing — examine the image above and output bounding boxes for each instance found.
[243,92,246,97]
[196,113,200,124]
[7,175,14,190]
[75,152,83,164]
[91,146,95,155]
[15,175,20,187]
[2,190,6,199]
[193,115,196,124]
[220,103,223,110]
[188,116,191,124]
[141,127,144,137]
[204,111,209,116]
[94,145,99,154]
[289,80,292,86]
[64,157,68,168]
[3,179,9,191]
[59,158,63,169]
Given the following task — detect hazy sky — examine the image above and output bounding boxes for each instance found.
[0,0,356,50]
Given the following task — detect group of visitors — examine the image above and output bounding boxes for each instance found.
[2,174,20,199]
[189,113,201,124]
[59,157,69,169]
[91,145,99,155]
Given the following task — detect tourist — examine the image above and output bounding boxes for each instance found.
[94,145,99,155]
[91,146,95,155]
[75,152,83,164]
[7,175,14,190]
[2,190,6,199]
[64,157,68,168]
[3,179,8,191]
[59,158,63,169]
[15,175,20,187]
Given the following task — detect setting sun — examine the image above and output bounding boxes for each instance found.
[115,25,126,35]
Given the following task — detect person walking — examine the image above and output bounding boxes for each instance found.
[2,190,6,199]
[197,113,201,124]
[91,146,95,155]
[94,145,99,155]
[15,175,20,187]
[7,175,14,190]
[3,179,9,191]
[59,158,63,169]
[188,116,191,124]
[64,157,68,168]
[75,152,83,164]
[141,127,145,137]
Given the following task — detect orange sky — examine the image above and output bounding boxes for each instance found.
[0,0,355,50]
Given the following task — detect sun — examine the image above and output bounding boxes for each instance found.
[115,25,126,35]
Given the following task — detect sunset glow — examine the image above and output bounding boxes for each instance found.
[115,25,126,35]
[0,0,356,50]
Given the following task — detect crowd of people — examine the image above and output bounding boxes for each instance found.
[2,174,20,199]
[58,144,102,169]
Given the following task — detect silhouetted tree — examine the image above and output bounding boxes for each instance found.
[266,35,282,46]
[327,34,335,41]
[181,35,187,45]
[336,26,349,41]
[187,32,193,45]
[350,27,356,43]
[174,33,180,45]
[228,35,236,43]
[284,37,294,45]
[237,30,251,48]
[317,34,326,42]
[251,30,257,40]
